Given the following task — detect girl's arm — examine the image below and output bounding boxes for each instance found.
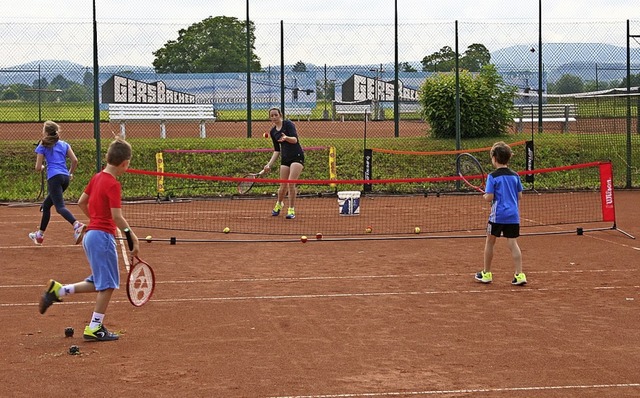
[264,151,280,172]
[34,154,45,172]
[67,147,79,178]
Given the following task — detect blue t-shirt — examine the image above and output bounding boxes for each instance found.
[486,167,523,224]
[35,140,71,180]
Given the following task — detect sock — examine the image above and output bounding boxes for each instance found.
[58,284,75,297]
[89,312,105,329]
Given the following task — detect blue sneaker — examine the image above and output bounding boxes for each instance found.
[474,271,492,284]
[272,201,283,216]
[286,208,296,219]
[512,273,527,286]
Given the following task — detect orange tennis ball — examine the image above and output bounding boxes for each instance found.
[300,235,308,243]
[263,132,269,138]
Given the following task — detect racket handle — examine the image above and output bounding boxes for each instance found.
[123,228,134,251]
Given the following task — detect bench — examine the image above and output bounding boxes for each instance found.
[284,107,313,121]
[513,104,577,133]
[108,103,216,138]
[333,102,372,121]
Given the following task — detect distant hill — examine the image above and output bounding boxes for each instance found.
[491,43,640,82]
[0,60,153,85]
[1,43,638,87]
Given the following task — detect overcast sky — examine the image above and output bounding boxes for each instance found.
[3,0,639,22]
[1,1,638,67]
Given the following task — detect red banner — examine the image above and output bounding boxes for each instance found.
[599,162,615,222]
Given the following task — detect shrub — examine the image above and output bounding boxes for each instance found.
[419,64,516,138]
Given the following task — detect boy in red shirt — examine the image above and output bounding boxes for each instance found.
[39,138,140,341]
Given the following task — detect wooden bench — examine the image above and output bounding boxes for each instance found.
[333,102,372,121]
[284,107,313,121]
[108,103,216,138]
[513,104,577,133]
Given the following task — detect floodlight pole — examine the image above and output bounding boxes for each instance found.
[246,0,252,138]
[537,0,543,134]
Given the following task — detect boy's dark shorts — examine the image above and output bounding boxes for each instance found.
[486,222,520,238]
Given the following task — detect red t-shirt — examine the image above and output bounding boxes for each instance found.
[84,171,122,235]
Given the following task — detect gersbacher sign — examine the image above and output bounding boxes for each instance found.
[101,75,196,104]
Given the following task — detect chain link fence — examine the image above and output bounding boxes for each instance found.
[0,14,638,201]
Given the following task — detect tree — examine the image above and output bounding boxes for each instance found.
[292,61,307,72]
[32,77,48,89]
[83,70,93,87]
[50,74,73,90]
[421,44,491,73]
[460,43,491,72]
[552,74,584,94]
[619,73,640,88]
[315,79,335,101]
[421,46,455,72]
[400,62,417,72]
[419,64,516,138]
[153,16,261,73]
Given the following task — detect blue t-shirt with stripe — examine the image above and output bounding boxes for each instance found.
[486,167,523,224]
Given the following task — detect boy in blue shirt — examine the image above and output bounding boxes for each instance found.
[475,141,527,286]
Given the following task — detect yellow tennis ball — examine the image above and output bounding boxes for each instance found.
[365,226,372,234]
[145,235,153,243]
[414,227,421,234]
[300,235,308,243]
[223,227,230,234]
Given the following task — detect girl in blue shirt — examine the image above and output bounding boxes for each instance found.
[29,121,85,245]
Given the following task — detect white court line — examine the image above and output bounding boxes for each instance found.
[267,383,640,398]
[2,284,638,308]
[1,268,637,289]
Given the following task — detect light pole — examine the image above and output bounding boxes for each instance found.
[323,64,329,120]
[369,63,384,120]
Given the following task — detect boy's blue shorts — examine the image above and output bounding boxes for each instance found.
[82,229,120,290]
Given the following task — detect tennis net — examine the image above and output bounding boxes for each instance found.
[122,161,621,239]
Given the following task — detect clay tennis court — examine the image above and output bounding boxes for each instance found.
[1,189,638,397]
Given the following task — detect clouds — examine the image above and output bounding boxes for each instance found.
[3,1,639,22]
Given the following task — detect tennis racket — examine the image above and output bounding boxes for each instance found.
[123,228,155,307]
[237,170,265,194]
[456,153,486,193]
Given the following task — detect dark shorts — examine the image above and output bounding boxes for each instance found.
[281,153,305,167]
[487,222,520,238]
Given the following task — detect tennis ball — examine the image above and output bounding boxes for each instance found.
[316,233,323,240]
[365,226,372,233]
[414,227,421,234]
[64,327,74,338]
[223,227,230,234]
[263,132,269,138]
[145,235,152,243]
[300,235,308,243]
